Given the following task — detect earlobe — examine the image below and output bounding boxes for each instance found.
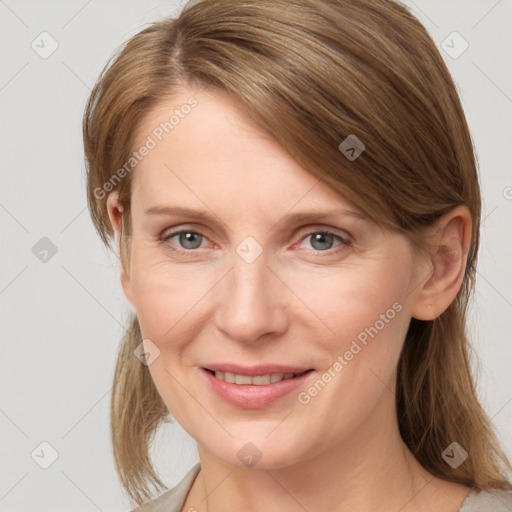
[106,192,135,308]
[411,205,472,321]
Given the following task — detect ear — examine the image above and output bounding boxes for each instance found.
[410,205,472,321]
[106,192,134,307]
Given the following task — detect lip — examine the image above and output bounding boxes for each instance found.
[201,366,315,409]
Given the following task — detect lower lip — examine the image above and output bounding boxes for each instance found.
[202,368,315,409]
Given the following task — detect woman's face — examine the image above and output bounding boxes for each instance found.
[115,86,430,469]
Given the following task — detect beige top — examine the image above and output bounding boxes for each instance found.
[131,462,512,512]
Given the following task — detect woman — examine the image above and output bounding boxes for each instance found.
[83,0,512,510]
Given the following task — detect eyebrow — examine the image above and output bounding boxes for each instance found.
[144,205,367,228]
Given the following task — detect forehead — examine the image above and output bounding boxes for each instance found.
[129,86,362,218]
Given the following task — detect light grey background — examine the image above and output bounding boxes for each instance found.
[0,1,511,510]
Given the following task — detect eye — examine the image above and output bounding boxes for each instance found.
[159,228,351,253]
[298,231,349,252]
[161,230,208,250]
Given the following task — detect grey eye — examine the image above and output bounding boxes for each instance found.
[307,232,338,251]
[167,231,205,250]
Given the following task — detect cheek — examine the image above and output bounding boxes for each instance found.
[128,259,215,416]
[128,243,219,353]
[130,242,414,359]
[131,270,205,342]
[286,265,411,445]
[280,257,412,357]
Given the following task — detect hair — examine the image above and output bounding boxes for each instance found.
[83,0,512,506]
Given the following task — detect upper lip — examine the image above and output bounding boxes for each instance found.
[203,363,314,376]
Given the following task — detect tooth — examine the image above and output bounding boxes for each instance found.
[224,372,236,383]
[212,371,302,385]
[252,374,271,385]
[235,374,252,385]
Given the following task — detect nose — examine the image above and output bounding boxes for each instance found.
[214,250,289,344]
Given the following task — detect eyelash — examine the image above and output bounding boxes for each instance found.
[159,228,352,254]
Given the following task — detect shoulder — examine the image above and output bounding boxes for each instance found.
[459,488,512,511]
[129,462,201,512]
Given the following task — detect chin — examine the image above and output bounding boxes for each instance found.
[199,432,311,471]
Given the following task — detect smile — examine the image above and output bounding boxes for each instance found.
[206,369,310,385]
[201,366,315,409]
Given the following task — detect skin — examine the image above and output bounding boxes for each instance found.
[107,86,473,511]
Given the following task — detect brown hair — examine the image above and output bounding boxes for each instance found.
[83,0,512,505]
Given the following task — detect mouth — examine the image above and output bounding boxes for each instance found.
[203,368,313,385]
[201,366,316,409]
